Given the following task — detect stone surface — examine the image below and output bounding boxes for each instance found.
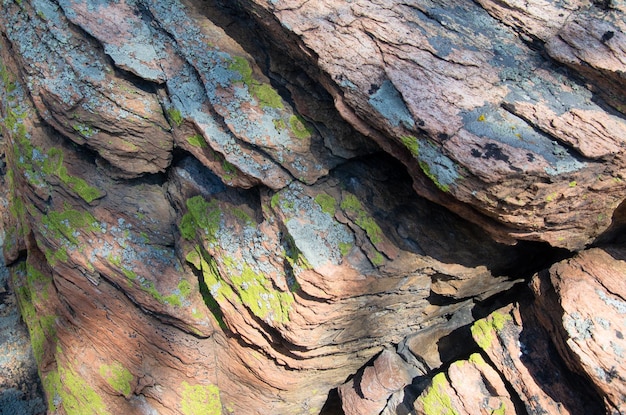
[0,0,625,414]
[338,349,413,415]
[531,247,626,414]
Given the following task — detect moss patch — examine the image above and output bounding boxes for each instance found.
[43,147,104,203]
[99,361,133,396]
[180,381,221,415]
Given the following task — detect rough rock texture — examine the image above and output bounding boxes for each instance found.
[0,0,625,414]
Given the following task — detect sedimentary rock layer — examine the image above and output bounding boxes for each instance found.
[0,0,624,414]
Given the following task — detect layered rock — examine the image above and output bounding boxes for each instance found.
[0,0,624,414]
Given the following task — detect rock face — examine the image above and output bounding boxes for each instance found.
[0,0,624,414]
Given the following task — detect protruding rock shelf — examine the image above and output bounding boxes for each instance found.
[0,0,624,414]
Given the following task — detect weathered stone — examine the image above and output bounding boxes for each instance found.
[531,247,626,414]
[338,349,413,415]
[1,0,625,414]
[472,302,605,414]
[412,353,515,415]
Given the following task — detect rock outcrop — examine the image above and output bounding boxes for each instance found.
[0,0,624,414]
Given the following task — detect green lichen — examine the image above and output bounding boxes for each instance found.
[226,257,294,324]
[167,107,184,126]
[232,207,253,226]
[569,181,577,187]
[180,381,221,415]
[179,196,221,242]
[186,246,229,329]
[41,206,100,246]
[99,361,133,396]
[289,114,313,139]
[400,135,419,157]
[417,372,459,415]
[44,355,110,415]
[338,242,353,257]
[468,352,487,366]
[72,123,98,138]
[187,134,207,148]
[178,280,192,297]
[419,161,450,193]
[42,147,104,203]
[229,56,284,109]
[122,267,137,280]
[371,251,385,266]
[471,311,512,350]
[13,265,57,364]
[222,160,237,181]
[340,194,383,245]
[491,402,507,415]
[314,193,336,216]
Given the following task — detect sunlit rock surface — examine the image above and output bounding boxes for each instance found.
[0,0,624,414]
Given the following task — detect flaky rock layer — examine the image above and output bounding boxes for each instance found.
[0,0,624,414]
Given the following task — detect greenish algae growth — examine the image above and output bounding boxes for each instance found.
[99,361,133,396]
[180,381,221,415]
[231,207,253,226]
[13,264,57,364]
[270,192,281,209]
[187,134,208,148]
[72,123,98,138]
[226,257,294,324]
[108,254,122,267]
[400,135,419,157]
[419,161,450,193]
[289,114,313,139]
[167,107,184,126]
[340,194,383,245]
[186,247,229,329]
[222,160,237,181]
[42,148,104,203]
[471,311,512,350]
[179,196,221,242]
[41,206,100,246]
[178,280,192,297]
[371,251,385,266]
[338,242,353,257]
[314,193,336,216]
[229,56,284,109]
[44,351,110,415]
[468,352,487,366]
[491,402,507,415]
[417,372,459,415]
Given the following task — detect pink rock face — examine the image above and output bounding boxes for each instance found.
[412,353,515,415]
[532,247,626,414]
[0,0,625,414]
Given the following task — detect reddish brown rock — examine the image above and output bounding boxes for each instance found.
[412,353,515,415]
[338,349,413,415]
[471,303,604,414]
[1,0,625,414]
[531,247,626,414]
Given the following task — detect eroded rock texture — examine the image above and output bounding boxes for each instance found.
[0,0,624,414]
